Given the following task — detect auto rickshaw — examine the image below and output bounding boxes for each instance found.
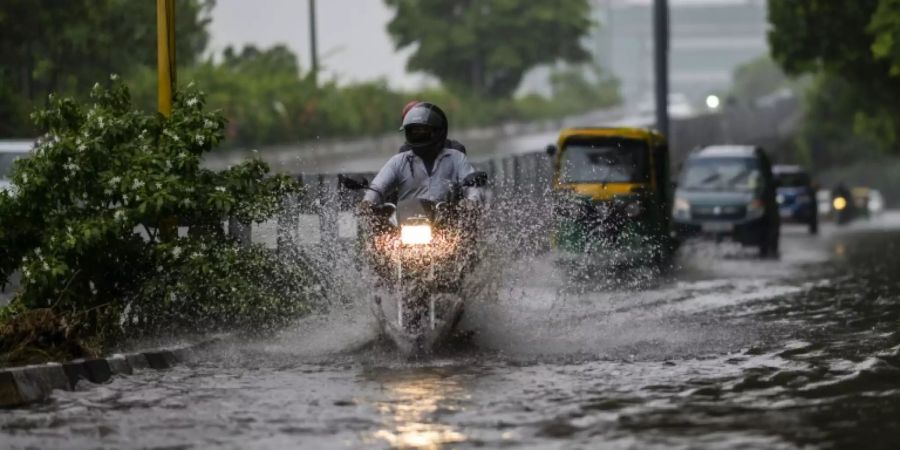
[546,127,676,274]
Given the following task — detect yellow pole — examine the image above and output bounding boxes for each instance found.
[157,0,178,241]
[157,0,175,116]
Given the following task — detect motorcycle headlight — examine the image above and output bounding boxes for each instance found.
[400,224,432,245]
[747,199,765,219]
[833,197,847,211]
[673,196,690,219]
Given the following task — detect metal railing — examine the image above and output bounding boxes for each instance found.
[229,95,799,250]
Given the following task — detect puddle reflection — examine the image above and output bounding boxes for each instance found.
[369,369,467,449]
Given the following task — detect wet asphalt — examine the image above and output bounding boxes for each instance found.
[3,214,900,449]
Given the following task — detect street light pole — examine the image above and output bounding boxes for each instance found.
[309,0,319,86]
[653,0,669,138]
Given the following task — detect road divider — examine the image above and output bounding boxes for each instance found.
[0,336,224,408]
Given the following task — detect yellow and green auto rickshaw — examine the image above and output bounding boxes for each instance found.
[545,127,676,273]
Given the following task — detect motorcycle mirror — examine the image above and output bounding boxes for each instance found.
[338,174,369,191]
[462,171,488,187]
[545,144,557,156]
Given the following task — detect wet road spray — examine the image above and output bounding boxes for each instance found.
[3,214,900,449]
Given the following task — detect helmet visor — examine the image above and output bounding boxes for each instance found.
[404,125,435,145]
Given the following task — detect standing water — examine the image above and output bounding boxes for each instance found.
[3,215,900,449]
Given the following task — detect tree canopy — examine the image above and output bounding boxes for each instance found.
[0,0,212,136]
[384,0,594,98]
[768,0,900,153]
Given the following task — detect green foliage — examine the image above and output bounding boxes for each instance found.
[514,66,621,121]
[123,44,620,148]
[0,80,311,354]
[126,237,321,336]
[729,56,800,105]
[768,0,900,156]
[384,0,593,98]
[794,74,882,170]
[0,0,212,137]
[869,0,900,76]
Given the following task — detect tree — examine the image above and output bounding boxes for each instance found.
[0,0,213,137]
[729,56,795,105]
[768,0,900,153]
[384,0,593,98]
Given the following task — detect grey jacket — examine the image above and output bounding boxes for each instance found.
[364,148,481,204]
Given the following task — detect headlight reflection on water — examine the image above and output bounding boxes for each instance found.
[371,372,467,449]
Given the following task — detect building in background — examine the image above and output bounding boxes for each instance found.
[592,0,768,107]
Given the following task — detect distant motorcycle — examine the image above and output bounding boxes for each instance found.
[831,186,856,226]
[340,171,487,356]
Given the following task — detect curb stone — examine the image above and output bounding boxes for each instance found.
[0,336,223,408]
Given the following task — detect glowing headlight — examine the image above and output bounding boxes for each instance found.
[400,224,432,245]
[833,197,847,211]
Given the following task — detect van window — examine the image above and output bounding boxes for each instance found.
[680,157,761,192]
[560,138,649,183]
[775,172,810,188]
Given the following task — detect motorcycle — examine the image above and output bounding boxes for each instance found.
[831,186,856,226]
[339,171,487,356]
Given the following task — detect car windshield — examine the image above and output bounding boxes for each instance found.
[775,172,810,188]
[559,138,649,183]
[680,157,761,192]
[0,153,24,179]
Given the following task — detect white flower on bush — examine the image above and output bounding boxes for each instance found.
[195,134,205,145]
[63,159,79,173]
[132,179,145,190]
[109,73,119,81]
[114,209,126,222]
[186,97,199,107]
[21,173,28,183]
[203,119,215,129]
[215,186,227,193]
[109,176,121,186]
[171,246,182,258]
[164,129,180,142]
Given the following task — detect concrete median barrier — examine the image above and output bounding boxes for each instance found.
[0,337,224,408]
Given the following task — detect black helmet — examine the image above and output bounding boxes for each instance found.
[400,102,448,152]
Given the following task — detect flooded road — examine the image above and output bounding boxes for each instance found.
[4,216,900,449]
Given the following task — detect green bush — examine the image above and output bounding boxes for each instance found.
[0,79,317,361]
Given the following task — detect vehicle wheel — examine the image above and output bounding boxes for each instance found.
[758,232,769,258]
[759,225,779,258]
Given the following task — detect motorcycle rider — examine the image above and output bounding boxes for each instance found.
[398,100,467,155]
[359,102,482,211]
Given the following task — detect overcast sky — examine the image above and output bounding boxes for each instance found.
[207,0,432,89]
